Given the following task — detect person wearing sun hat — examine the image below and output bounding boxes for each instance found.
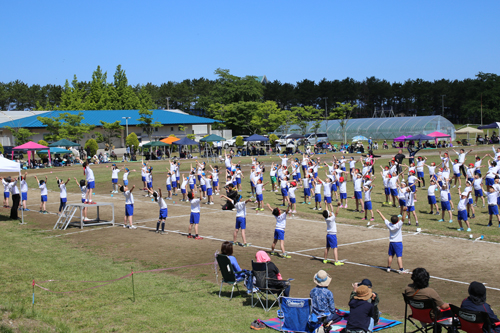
[345,284,375,333]
[309,270,342,331]
[350,279,380,325]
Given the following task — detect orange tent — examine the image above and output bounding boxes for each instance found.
[161,136,180,144]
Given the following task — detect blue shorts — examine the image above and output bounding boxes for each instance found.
[315,193,321,202]
[60,198,67,203]
[296,173,301,180]
[177,177,180,182]
[125,204,134,216]
[290,197,296,204]
[390,188,398,196]
[233,181,237,187]
[293,174,299,181]
[487,178,495,186]
[21,192,27,201]
[475,189,483,197]
[181,188,186,194]
[213,181,219,187]
[256,194,263,202]
[112,178,118,184]
[236,178,241,184]
[331,183,337,192]
[250,181,255,188]
[342,167,346,171]
[364,201,372,210]
[190,212,200,224]
[407,205,415,212]
[304,188,311,197]
[197,175,202,181]
[166,185,172,191]
[3,192,9,199]
[207,188,213,196]
[142,176,146,182]
[399,199,406,207]
[159,208,168,219]
[457,209,468,221]
[88,181,95,189]
[340,193,347,199]
[326,234,338,249]
[417,171,424,178]
[388,242,403,257]
[454,173,461,178]
[488,205,499,216]
[468,198,473,204]
[314,172,318,178]
[498,197,500,206]
[441,201,451,211]
[384,188,390,195]
[281,188,288,197]
[410,185,416,192]
[123,180,129,186]
[438,181,443,187]
[260,176,263,182]
[448,193,451,201]
[428,196,436,205]
[189,184,195,190]
[172,181,177,188]
[41,195,47,202]
[201,185,207,192]
[354,191,362,200]
[235,217,246,229]
[147,182,153,188]
[274,229,285,240]
[81,199,86,203]
[324,196,332,204]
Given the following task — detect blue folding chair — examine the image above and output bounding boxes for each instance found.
[278,297,314,333]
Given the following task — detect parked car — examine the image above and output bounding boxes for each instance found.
[305,133,328,145]
[3,146,25,160]
[223,135,249,149]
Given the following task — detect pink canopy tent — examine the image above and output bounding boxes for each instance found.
[12,141,51,165]
[428,131,451,138]
[394,135,410,142]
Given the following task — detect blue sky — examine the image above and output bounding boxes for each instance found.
[2,0,499,86]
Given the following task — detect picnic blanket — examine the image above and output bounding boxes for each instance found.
[260,310,402,332]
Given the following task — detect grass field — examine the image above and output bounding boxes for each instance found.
[1,144,499,332]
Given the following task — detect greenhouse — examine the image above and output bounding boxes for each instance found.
[278,116,455,141]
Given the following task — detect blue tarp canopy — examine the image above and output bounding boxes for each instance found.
[200,134,225,142]
[404,134,434,141]
[478,122,500,130]
[37,147,72,154]
[244,134,269,142]
[172,137,199,146]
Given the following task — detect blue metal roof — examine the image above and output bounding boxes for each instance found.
[0,110,217,128]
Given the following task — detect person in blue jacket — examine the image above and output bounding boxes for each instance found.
[461,281,500,333]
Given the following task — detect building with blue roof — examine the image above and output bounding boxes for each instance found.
[0,109,221,148]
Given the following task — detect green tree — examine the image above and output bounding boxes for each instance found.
[269,134,279,146]
[37,112,94,143]
[248,101,282,134]
[84,139,99,156]
[6,126,37,145]
[58,75,86,110]
[235,136,244,147]
[38,140,49,146]
[95,121,123,147]
[126,132,140,153]
[0,143,4,154]
[271,109,297,135]
[210,68,264,105]
[137,106,162,142]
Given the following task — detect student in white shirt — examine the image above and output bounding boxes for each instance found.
[377,208,408,274]
[34,175,48,214]
[416,156,427,188]
[338,176,348,208]
[456,191,471,232]
[353,173,364,213]
[20,172,29,211]
[436,180,453,223]
[349,157,357,181]
[362,184,375,222]
[2,177,10,208]
[486,186,500,227]
[405,187,419,226]
[266,203,291,259]
[220,194,252,246]
[122,167,135,187]
[180,174,189,202]
[312,178,323,211]
[322,203,344,266]
[451,160,463,188]
[74,177,89,220]
[111,164,121,193]
[472,173,486,207]
[318,177,333,212]
[149,187,168,234]
[426,179,440,215]
[209,165,220,194]
[81,160,96,204]
[302,175,311,205]
[280,175,290,207]
[56,177,70,216]
[381,166,392,205]
[254,178,270,211]
[119,183,136,229]
[165,172,173,200]
[187,190,203,239]
[287,181,299,213]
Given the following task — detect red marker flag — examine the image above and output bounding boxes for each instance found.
[32,279,35,286]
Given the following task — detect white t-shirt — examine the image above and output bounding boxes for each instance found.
[275,212,287,230]
[314,183,322,194]
[452,163,461,174]
[416,161,425,172]
[349,160,356,169]
[289,187,297,199]
[39,183,48,196]
[487,191,498,206]
[59,183,67,198]
[405,191,415,206]
[427,185,437,196]
[385,219,403,242]
[326,213,337,234]
[123,171,130,181]
[20,179,28,193]
[112,169,120,179]
[235,201,246,217]
[181,179,188,190]
[158,197,168,209]
[354,178,363,192]
[323,183,332,197]
[457,197,467,211]
[190,198,200,213]
[80,185,87,199]
[8,181,19,195]
[364,187,372,202]
[339,181,347,194]
[85,167,95,182]
[303,178,310,189]
[389,177,398,189]
[427,165,436,176]
[440,189,449,202]
[473,178,482,190]
[255,183,263,195]
[123,190,134,204]
[166,177,172,186]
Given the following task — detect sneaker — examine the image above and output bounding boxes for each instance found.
[361,217,366,220]
[382,201,387,205]
[123,224,128,228]
[408,221,411,225]
[452,185,456,188]
[255,208,260,211]
[155,230,159,233]
[334,261,344,266]
[301,202,306,204]
[242,243,250,247]
[487,223,492,227]
[388,202,392,205]
[344,205,347,209]
[457,228,464,231]
[270,251,277,256]
[438,219,444,222]
[260,208,264,211]
[39,210,43,213]
[24,208,30,211]
[339,204,344,208]
[312,207,317,210]
[43,211,48,214]
[282,253,291,259]
[250,320,266,330]
[292,210,297,213]
[323,259,331,264]
[187,234,193,238]
[472,214,475,218]
[308,202,311,205]
[399,269,410,274]
[370,218,374,221]
[386,267,391,273]
[360,210,365,213]
[416,222,419,226]
[129,225,137,229]
[449,220,453,223]
[466,228,471,232]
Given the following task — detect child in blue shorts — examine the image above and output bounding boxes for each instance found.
[150,187,168,234]
[322,202,344,266]
[302,175,311,205]
[280,176,290,207]
[288,181,298,213]
[312,178,323,211]
[377,208,408,274]
[20,172,29,211]
[338,176,348,208]
[254,179,269,211]
[457,191,471,231]
[119,183,136,229]
[187,190,203,240]
[34,175,48,214]
[56,177,70,216]
[363,185,374,223]
[437,181,453,223]
[221,194,252,246]
[427,178,440,215]
[180,175,188,202]
[486,186,500,227]
[266,203,291,258]
[74,178,89,220]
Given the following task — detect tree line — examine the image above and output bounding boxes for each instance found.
[1,67,499,133]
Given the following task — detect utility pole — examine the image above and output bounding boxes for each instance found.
[481,93,483,126]
[122,117,131,138]
[323,97,328,120]
[441,95,446,116]
[166,97,170,110]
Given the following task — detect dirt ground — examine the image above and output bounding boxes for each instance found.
[11,157,500,321]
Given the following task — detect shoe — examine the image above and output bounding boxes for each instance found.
[344,205,347,209]
[408,221,411,225]
[270,251,277,256]
[292,210,297,213]
[308,202,311,205]
[386,267,391,273]
[360,210,365,213]
[301,202,306,204]
[339,204,344,208]
[123,224,128,228]
[43,211,48,214]
[361,217,366,220]
[155,230,159,233]
[487,223,492,227]
[282,253,291,259]
[187,235,193,238]
[129,225,137,229]
[452,185,456,188]
[449,220,453,223]
[39,210,43,213]
[434,212,440,215]
[383,201,387,205]
[467,228,471,232]
[399,269,410,274]
[209,202,214,205]
[438,219,444,222]
[334,261,344,266]
[242,243,250,247]
[255,208,260,211]
[370,218,374,221]
[250,320,266,330]
[323,259,331,264]
[472,214,475,218]
[354,209,359,213]
[388,202,392,205]
[24,208,30,211]
[416,222,419,226]
[457,228,464,231]
[312,207,317,210]
[260,208,264,211]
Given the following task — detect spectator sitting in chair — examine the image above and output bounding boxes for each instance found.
[219,241,253,291]
[461,281,500,333]
[309,270,342,332]
[255,250,290,297]
[345,285,375,333]
[404,267,450,319]
[351,279,380,326]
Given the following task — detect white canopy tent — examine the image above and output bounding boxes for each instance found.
[0,157,23,224]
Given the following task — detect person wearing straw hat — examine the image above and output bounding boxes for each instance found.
[350,279,380,326]
[345,285,375,333]
[310,270,342,332]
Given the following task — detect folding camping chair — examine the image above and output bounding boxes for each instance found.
[403,293,453,333]
[215,254,246,300]
[277,297,314,333]
[251,260,290,312]
[450,304,500,333]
